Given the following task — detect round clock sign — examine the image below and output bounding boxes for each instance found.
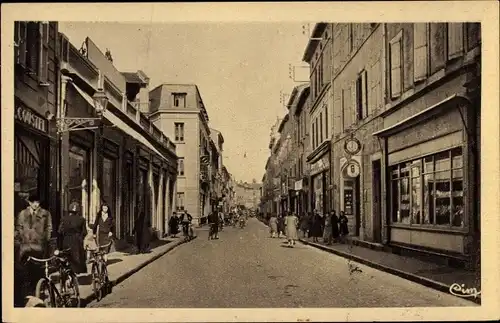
[344,137,361,155]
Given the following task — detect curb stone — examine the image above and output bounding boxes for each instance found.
[81,235,197,307]
[298,239,480,305]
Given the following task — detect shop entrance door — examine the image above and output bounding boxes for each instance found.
[372,160,382,242]
[14,132,47,216]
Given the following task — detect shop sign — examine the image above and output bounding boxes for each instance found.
[15,105,48,133]
[310,155,330,176]
[345,161,361,178]
[294,180,303,191]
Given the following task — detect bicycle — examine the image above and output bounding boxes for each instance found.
[27,248,81,308]
[86,241,112,302]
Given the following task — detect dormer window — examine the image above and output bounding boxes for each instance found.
[172,93,187,108]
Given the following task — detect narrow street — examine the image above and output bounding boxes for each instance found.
[88,218,473,308]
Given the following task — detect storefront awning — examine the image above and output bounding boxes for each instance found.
[70,83,168,162]
[372,94,469,138]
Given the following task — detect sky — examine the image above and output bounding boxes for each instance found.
[59,22,311,184]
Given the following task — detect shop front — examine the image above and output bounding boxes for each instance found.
[373,92,478,264]
[309,154,330,216]
[14,101,53,220]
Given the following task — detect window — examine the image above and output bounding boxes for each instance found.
[174,122,184,142]
[312,122,316,148]
[319,112,323,143]
[176,192,185,211]
[315,118,319,148]
[390,147,464,227]
[178,158,185,176]
[448,23,464,60]
[356,70,368,120]
[390,32,403,99]
[15,22,49,84]
[466,23,481,51]
[413,23,428,82]
[172,93,186,108]
[325,105,329,139]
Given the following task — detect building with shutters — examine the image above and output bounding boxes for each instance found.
[56,35,178,244]
[372,23,481,269]
[14,21,60,248]
[149,84,214,225]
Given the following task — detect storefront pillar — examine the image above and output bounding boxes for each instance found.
[157,169,165,237]
[148,155,155,232]
[131,146,139,231]
[164,173,171,233]
[58,76,72,231]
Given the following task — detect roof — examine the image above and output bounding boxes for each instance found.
[302,23,328,63]
[294,85,310,116]
[277,113,289,133]
[122,72,148,85]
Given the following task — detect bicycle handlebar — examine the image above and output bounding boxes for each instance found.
[28,256,55,263]
[86,241,112,252]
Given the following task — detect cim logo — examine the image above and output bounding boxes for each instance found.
[15,106,48,133]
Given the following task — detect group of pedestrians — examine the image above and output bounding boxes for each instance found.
[14,194,116,307]
[266,209,349,248]
[167,211,193,238]
[268,212,299,247]
[301,210,349,244]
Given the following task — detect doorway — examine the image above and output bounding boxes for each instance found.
[354,176,361,236]
[372,159,382,242]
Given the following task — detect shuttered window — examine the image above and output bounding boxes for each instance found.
[390,32,403,99]
[39,22,49,85]
[413,23,428,82]
[447,23,464,59]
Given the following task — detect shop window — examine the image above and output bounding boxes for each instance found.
[68,144,90,223]
[390,147,464,228]
[102,156,117,221]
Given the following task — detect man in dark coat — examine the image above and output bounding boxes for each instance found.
[14,193,52,307]
[168,212,180,237]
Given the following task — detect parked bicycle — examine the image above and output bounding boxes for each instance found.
[86,241,112,302]
[27,248,81,308]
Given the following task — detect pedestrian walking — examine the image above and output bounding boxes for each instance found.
[299,212,310,239]
[323,211,333,245]
[277,215,285,238]
[133,211,151,253]
[218,210,224,231]
[285,212,299,247]
[168,212,180,237]
[58,201,87,275]
[180,211,193,237]
[269,213,278,238]
[92,202,115,257]
[339,211,349,243]
[310,211,323,243]
[331,210,340,243]
[14,193,52,307]
[208,211,219,240]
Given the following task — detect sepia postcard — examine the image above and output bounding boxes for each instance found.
[1,1,499,322]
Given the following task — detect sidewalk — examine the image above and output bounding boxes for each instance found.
[299,238,480,305]
[78,235,196,306]
[255,216,480,304]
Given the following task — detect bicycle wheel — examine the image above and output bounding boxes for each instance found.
[100,263,111,295]
[35,278,56,307]
[91,263,103,301]
[65,273,81,307]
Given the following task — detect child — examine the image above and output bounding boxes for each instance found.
[83,230,97,263]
